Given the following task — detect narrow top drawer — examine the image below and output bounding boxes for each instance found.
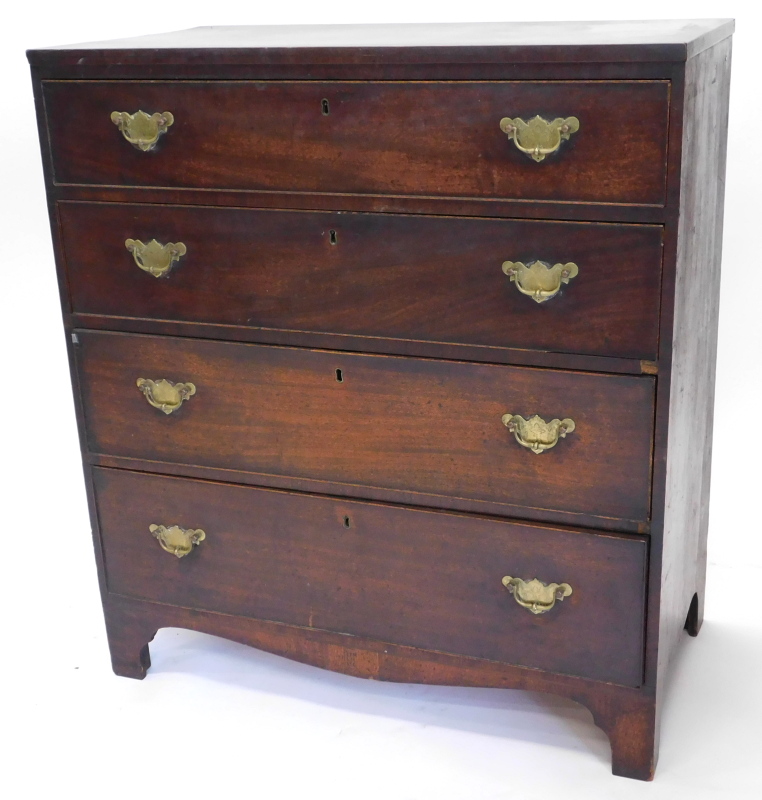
[44,80,670,206]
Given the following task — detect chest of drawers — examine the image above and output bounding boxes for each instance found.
[28,19,733,781]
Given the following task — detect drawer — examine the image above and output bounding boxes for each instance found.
[61,201,663,361]
[94,467,648,686]
[77,331,655,523]
[44,80,669,205]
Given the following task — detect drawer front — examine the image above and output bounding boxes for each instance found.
[61,201,663,361]
[77,331,655,522]
[45,80,669,205]
[94,467,647,686]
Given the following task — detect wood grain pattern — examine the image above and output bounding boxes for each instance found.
[70,313,656,378]
[44,80,670,205]
[95,467,647,686]
[85,451,649,535]
[60,201,663,360]
[76,330,656,522]
[659,36,731,680]
[50,181,671,226]
[103,589,657,779]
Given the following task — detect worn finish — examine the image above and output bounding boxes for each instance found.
[44,80,670,206]
[659,35,731,692]
[28,20,734,66]
[94,468,647,686]
[50,182,672,225]
[28,20,733,782]
[59,201,664,361]
[69,315,657,376]
[77,330,655,522]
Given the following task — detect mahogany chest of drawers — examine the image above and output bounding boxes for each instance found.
[28,19,733,780]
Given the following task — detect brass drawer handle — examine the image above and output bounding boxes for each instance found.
[137,378,196,414]
[150,524,205,558]
[502,260,578,303]
[125,238,187,278]
[111,110,174,151]
[502,413,575,454]
[502,576,573,615]
[499,115,579,162]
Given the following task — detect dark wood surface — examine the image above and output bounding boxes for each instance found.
[94,467,647,686]
[86,452,649,535]
[104,591,656,779]
[27,19,734,65]
[44,80,670,206]
[658,36,731,685]
[60,201,663,360]
[27,21,734,782]
[76,330,655,522]
[71,313,658,378]
[49,181,672,225]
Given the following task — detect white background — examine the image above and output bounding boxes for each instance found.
[2,2,760,798]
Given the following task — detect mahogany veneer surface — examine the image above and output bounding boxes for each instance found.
[60,201,664,360]
[76,329,655,522]
[45,80,669,204]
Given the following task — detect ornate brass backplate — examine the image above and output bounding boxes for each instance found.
[125,238,187,278]
[499,115,580,162]
[110,110,174,151]
[502,260,579,303]
[502,413,575,454]
[136,378,196,414]
[502,576,573,615]
[150,524,206,558]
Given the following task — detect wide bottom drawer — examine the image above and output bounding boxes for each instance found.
[94,468,647,686]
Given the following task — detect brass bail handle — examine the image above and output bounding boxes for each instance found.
[150,524,205,558]
[502,260,579,303]
[502,414,575,454]
[125,238,187,278]
[499,115,579,162]
[111,110,174,151]
[137,378,196,414]
[502,576,573,615]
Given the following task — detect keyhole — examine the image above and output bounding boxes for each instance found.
[335,368,343,382]
[329,229,338,245]
[321,98,330,115]
[343,515,351,528]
